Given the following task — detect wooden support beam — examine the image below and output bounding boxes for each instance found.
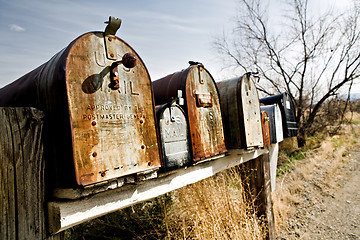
[0,107,277,238]
[242,154,276,240]
[0,108,63,240]
[47,148,267,234]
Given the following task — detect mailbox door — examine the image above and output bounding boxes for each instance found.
[66,32,161,186]
[274,104,284,142]
[261,105,276,144]
[158,104,190,171]
[185,65,226,161]
[240,74,263,148]
[261,111,271,147]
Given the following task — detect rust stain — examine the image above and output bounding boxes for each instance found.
[261,111,271,148]
[153,63,227,162]
[0,31,161,188]
[67,32,161,185]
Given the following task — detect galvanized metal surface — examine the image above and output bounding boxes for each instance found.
[216,73,263,149]
[152,63,227,161]
[260,92,298,138]
[261,111,271,148]
[157,103,190,171]
[0,30,161,188]
[261,104,284,143]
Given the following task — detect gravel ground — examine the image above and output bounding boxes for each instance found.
[277,149,360,240]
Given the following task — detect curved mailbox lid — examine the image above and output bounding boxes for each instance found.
[261,111,271,148]
[156,103,191,171]
[153,63,227,162]
[0,31,161,187]
[216,73,263,149]
[261,104,284,143]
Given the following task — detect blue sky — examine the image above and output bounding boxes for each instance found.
[0,0,357,93]
[0,0,237,87]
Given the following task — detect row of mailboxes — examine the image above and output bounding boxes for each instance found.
[0,17,297,193]
[153,62,227,162]
[260,92,298,138]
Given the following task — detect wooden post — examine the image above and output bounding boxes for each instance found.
[0,108,63,240]
[268,143,279,191]
[242,154,275,240]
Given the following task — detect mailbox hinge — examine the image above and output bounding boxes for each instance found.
[104,16,122,60]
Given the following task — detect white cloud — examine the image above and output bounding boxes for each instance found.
[9,24,25,32]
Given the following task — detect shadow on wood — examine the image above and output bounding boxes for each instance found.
[242,154,276,239]
[0,108,63,240]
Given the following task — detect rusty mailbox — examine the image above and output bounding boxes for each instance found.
[156,101,191,171]
[260,92,298,138]
[152,62,227,162]
[261,111,271,148]
[216,73,263,149]
[0,17,161,188]
[261,104,284,143]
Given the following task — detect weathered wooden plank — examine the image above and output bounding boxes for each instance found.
[0,108,63,240]
[48,148,267,234]
[242,154,275,240]
[0,109,17,240]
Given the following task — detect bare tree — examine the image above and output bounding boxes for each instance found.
[215,0,360,147]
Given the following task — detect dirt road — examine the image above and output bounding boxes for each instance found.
[277,148,360,239]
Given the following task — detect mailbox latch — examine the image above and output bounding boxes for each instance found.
[109,53,137,90]
[196,93,213,107]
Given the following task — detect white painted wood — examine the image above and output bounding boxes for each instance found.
[48,148,268,234]
[268,143,279,191]
[274,104,284,142]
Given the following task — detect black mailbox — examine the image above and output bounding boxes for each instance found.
[260,92,297,138]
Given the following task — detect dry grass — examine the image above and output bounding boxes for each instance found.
[166,167,266,240]
[272,114,360,234]
[66,112,360,239]
[65,166,267,240]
